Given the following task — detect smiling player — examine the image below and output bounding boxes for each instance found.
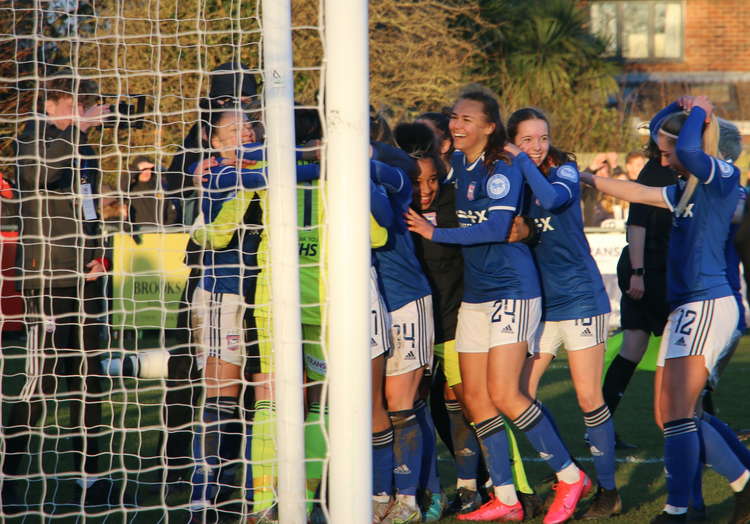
[407,90,588,524]
[506,107,617,519]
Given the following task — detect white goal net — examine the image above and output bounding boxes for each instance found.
[0,0,370,522]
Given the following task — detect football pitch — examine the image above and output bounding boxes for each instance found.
[436,336,750,523]
[2,332,750,523]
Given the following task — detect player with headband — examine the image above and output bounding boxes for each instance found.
[581,95,750,524]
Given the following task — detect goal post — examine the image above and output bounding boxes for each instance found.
[324,1,373,523]
[262,0,307,522]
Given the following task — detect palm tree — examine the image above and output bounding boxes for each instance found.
[468,0,634,151]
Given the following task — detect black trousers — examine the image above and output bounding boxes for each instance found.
[3,283,107,477]
[162,265,203,474]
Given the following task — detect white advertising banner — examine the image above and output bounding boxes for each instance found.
[585,230,627,328]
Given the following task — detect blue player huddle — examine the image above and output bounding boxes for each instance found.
[368,90,750,524]
[6,63,749,524]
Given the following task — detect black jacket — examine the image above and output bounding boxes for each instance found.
[15,120,105,290]
[411,183,463,344]
[124,172,178,229]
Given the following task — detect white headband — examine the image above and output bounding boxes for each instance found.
[658,128,679,139]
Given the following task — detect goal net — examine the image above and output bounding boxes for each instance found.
[0,0,370,522]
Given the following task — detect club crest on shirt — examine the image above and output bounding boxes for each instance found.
[422,211,437,226]
[718,159,734,178]
[226,334,241,351]
[556,165,579,183]
[467,181,477,201]
[486,174,510,199]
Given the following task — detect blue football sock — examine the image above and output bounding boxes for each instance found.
[446,400,481,482]
[700,416,747,483]
[191,421,213,504]
[372,428,395,496]
[414,399,441,495]
[191,397,230,504]
[243,405,254,503]
[583,404,616,490]
[390,410,422,496]
[513,401,572,473]
[691,430,705,512]
[474,415,513,488]
[691,465,705,511]
[664,418,700,509]
[538,401,563,441]
[702,413,750,471]
[217,397,241,495]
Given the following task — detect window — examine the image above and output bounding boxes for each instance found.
[590,1,683,61]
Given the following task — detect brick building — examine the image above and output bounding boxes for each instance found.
[586,0,750,123]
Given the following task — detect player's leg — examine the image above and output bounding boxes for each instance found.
[372,353,394,523]
[564,316,620,519]
[241,310,260,515]
[490,299,588,523]
[458,349,523,522]
[702,327,742,414]
[415,388,444,522]
[189,289,243,519]
[443,340,483,515]
[657,355,710,520]
[250,310,276,516]
[384,369,424,523]
[164,269,202,487]
[519,352,553,400]
[302,324,328,516]
[454,301,524,521]
[700,412,750,471]
[656,298,750,522]
[447,345,536,508]
[519,322,564,444]
[370,271,394,523]
[429,357,453,452]
[469,341,541,518]
[414,352,444,521]
[383,295,434,523]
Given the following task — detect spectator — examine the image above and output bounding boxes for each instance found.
[159,63,258,492]
[581,154,619,227]
[3,70,120,512]
[99,183,129,222]
[122,156,177,229]
[623,151,647,181]
[602,139,675,449]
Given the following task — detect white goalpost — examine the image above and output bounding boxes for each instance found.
[262,0,307,522]
[324,1,373,523]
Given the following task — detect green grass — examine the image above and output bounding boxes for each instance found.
[3,331,750,523]
[434,337,750,523]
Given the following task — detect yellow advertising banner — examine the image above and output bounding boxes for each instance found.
[111,233,190,329]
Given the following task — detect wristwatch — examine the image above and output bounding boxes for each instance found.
[631,267,645,276]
